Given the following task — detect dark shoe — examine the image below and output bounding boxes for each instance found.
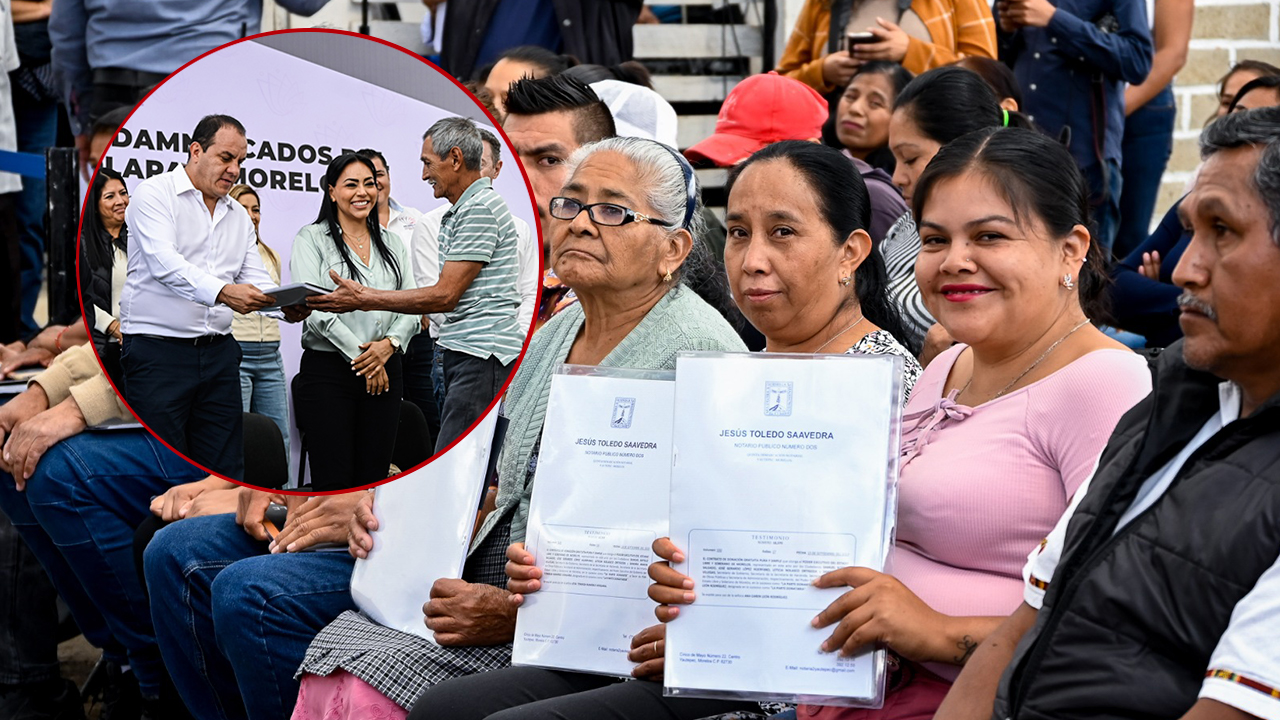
[93,662,142,720]
[139,677,193,720]
[0,678,87,720]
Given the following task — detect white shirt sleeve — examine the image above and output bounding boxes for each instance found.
[1199,555,1280,720]
[514,217,537,333]
[1022,456,1100,609]
[124,181,228,307]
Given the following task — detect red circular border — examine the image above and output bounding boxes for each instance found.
[74,27,544,495]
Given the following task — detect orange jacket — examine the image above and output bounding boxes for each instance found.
[776,0,997,93]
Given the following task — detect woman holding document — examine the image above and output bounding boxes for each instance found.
[228,184,291,459]
[412,142,926,718]
[291,153,418,490]
[476,132,1153,719]
[289,137,745,717]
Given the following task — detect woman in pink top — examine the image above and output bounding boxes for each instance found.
[647,127,1153,720]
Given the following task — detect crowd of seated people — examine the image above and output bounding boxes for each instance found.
[2,7,1279,720]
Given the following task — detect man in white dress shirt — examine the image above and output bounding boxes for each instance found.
[119,114,307,481]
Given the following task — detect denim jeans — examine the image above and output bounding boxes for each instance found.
[0,509,60,685]
[1087,157,1125,260]
[13,84,58,336]
[0,430,205,695]
[1114,85,1177,260]
[144,514,357,720]
[238,340,290,464]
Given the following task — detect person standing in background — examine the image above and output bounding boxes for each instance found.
[228,185,290,465]
[996,0,1153,257]
[1112,0,1192,260]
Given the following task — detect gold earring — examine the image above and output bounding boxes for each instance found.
[664,270,673,283]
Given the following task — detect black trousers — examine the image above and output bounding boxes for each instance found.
[293,349,403,491]
[408,666,759,720]
[435,349,511,454]
[121,334,244,480]
[403,332,441,450]
[0,510,60,685]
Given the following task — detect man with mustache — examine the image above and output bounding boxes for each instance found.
[119,114,307,481]
[935,106,1280,720]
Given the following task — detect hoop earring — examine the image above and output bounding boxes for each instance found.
[1061,273,1075,290]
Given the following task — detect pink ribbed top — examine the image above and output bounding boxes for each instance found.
[893,344,1152,679]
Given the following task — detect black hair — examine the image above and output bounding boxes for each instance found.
[81,167,128,272]
[472,45,578,83]
[1200,106,1280,246]
[90,105,132,140]
[1227,75,1280,113]
[845,61,914,173]
[313,153,402,287]
[955,57,1023,107]
[911,127,1110,321]
[563,61,654,89]
[463,81,503,122]
[190,114,245,157]
[503,74,616,145]
[726,140,915,352]
[894,66,1034,146]
[478,129,502,165]
[355,147,388,171]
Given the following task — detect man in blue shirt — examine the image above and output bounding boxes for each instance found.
[996,0,1152,257]
[48,0,330,178]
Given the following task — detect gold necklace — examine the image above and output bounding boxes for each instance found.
[960,318,1091,401]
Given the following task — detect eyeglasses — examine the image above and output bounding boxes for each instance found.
[549,197,671,227]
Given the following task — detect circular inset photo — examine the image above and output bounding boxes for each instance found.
[79,30,538,492]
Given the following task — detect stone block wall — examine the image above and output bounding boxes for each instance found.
[1163,0,1280,213]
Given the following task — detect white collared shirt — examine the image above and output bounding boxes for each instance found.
[387,197,423,246]
[119,167,275,337]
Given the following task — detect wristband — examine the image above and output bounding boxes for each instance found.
[55,327,69,354]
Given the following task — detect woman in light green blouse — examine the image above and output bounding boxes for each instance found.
[290,153,419,491]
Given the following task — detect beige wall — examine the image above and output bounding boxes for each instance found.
[1162,0,1280,213]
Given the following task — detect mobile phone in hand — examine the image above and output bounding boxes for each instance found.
[264,502,287,539]
[845,32,877,53]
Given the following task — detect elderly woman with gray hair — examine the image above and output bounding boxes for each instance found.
[287,136,746,720]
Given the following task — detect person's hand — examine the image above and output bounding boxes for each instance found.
[29,324,66,353]
[647,537,694,622]
[1,347,54,378]
[364,365,389,395]
[1,398,86,486]
[270,491,366,553]
[181,488,242,519]
[0,340,25,362]
[0,384,50,451]
[1001,0,1056,29]
[505,542,541,606]
[217,284,275,314]
[348,491,378,558]
[281,304,311,323]
[107,319,123,341]
[1138,250,1163,280]
[627,623,666,680]
[150,475,235,521]
[353,338,394,376]
[637,5,660,23]
[919,323,957,368]
[423,578,517,646]
[810,567,948,663]
[235,487,285,541]
[853,18,911,62]
[821,51,861,88]
[307,271,369,313]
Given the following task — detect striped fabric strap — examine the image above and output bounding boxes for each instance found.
[1206,669,1280,700]
[1028,574,1049,591]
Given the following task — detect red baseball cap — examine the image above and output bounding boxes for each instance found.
[684,72,829,167]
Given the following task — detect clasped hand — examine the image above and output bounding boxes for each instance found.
[423,578,516,646]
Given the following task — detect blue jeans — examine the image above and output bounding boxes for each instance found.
[13,85,58,336]
[0,430,205,695]
[238,340,290,464]
[1087,157,1125,260]
[144,514,357,720]
[1114,85,1177,260]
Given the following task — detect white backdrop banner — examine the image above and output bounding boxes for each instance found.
[103,38,537,482]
